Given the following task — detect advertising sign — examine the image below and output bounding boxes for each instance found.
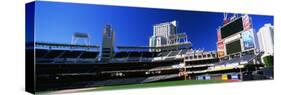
[222,74,228,80]
[242,29,255,50]
[217,30,225,57]
[242,15,252,31]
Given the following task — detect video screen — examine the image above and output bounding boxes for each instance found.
[221,17,244,39]
[226,40,241,55]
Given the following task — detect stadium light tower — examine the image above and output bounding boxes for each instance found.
[223,12,229,25]
[223,13,227,20]
[71,32,91,45]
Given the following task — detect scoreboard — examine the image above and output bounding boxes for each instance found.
[220,17,244,39]
[225,40,242,55]
[217,15,254,56]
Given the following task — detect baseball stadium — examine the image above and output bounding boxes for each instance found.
[27,15,273,93]
[25,1,274,93]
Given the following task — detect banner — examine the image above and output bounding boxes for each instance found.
[222,74,228,80]
[217,30,225,57]
[242,29,255,50]
[243,15,252,31]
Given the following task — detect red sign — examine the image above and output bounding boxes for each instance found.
[217,30,224,51]
[243,15,252,31]
[217,30,221,41]
[218,41,224,50]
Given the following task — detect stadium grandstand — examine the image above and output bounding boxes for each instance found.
[35,41,220,91]
[35,42,100,64]
[33,18,272,92]
[199,14,272,81]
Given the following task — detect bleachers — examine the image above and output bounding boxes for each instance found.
[152,52,159,57]
[114,52,129,58]
[169,50,180,56]
[219,59,228,64]
[126,52,141,62]
[229,57,240,64]
[44,50,64,58]
[179,49,188,55]
[113,51,159,62]
[158,51,170,57]
[218,54,257,65]
[37,71,179,91]
[60,51,82,58]
[80,52,99,59]
[127,58,140,62]
[114,49,188,59]
[240,54,255,62]
[157,49,189,57]
[36,49,48,58]
[36,48,99,64]
[141,52,154,58]
[129,52,142,58]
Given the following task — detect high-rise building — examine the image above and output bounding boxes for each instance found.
[149,21,177,51]
[153,20,177,38]
[101,24,115,63]
[257,23,274,55]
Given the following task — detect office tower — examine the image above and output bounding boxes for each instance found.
[101,24,115,63]
[149,21,177,51]
[257,23,274,55]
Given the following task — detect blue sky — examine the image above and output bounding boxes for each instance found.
[33,1,273,51]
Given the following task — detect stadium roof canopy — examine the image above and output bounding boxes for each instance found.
[35,42,100,50]
[117,42,191,51]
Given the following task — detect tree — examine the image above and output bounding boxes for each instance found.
[263,55,273,68]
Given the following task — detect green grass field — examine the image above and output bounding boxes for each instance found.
[84,80,225,91]
[42,80,227,94]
